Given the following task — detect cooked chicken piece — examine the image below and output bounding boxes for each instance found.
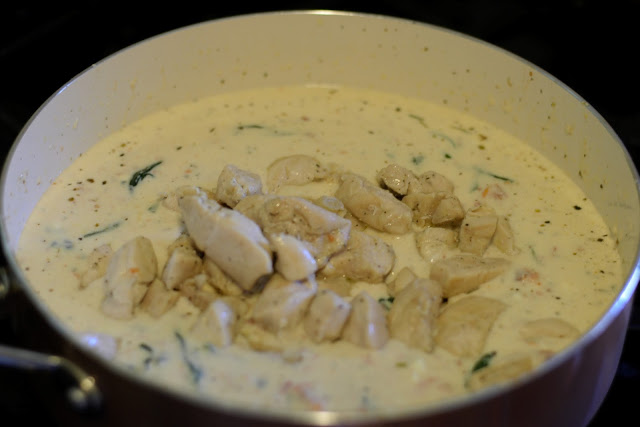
[304,289,351,343]
[140,278,180,318]
[215,164,263,208]
[202,257,244,297]
[468,353,534,391]
[376,164,421,197]
[316,277,353,297]
[415,226,458,263]
[250,274,317,334]
[218,295,252,318]
[179,192,273,291]
[102,236,158,320]
[493,216,519,255]
[177,273,218,311]
[458,205,498,255]
[402,192,464,227]
[430,254,509,298]
[237,194,351,267]
[519,318,580,344]
[238,322,289,352]
[79,244,113,288]
[161,241,203,290]
[415,171,455,194]
[335,173,412,234]
[266,154,330,192]
[191,299,238,347]
[162,185,214,212]
[435,295,507,357]
[386,266,417,296]
[388,278,442,352]
[341,291,389,349]
[319,229,395,283]
[270,233,318,281]
[312,195,346,216]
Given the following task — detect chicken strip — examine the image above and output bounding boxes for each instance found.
[267,154,330,192]
[388,278,442,352]
[435,295,506,357]
[215,164,263,208]
[430,254,509,298]
[341,291,389,349]
[179,191,273,291]
[101,236,158,320]
[319,229,395,283]
[335,173,412,234]
[304,289,351,343]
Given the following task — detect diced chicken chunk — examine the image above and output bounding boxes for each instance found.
[140,278,180,318]
[191,299,238,347]
[312,196,346,216]
[161,237,203,290]
[267,155,330,192]
[237,194,351,267]
[179,191,273,291]
[250,274,316,334]
[215,164,263,208]
[386,266,417,296]
[430,254,509,298]
[102,236,158,320]
[178,273,218,311]
[402,192,464,227]
[493,216,519,255]
[79,244,113,288]
[468,353,534,391]
[335,173,412,234]
[388,278,442,352]
[415,171,455,194]
[341,291,389,349]
[376,164,421,197]
[519,318,580,347]
[320,229,395,283]
[270,233,318,281]
[304,289,351,343]
[415,226,458,263]
[458,205,498,255]
[202,258,244,297]
[435,296,506,357]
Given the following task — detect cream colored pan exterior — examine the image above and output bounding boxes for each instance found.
[1,11,639,426]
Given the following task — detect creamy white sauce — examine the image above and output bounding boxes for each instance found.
[16,85,622,413]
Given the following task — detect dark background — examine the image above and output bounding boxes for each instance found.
[1,1,638,425]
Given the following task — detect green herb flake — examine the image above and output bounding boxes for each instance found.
[129,161,162,190]
[471,351,496,373]
[378,296,395,310]
[411,154,425,165]
[82,221,121,238]
[175,331,203,384]
[408,113,428,128]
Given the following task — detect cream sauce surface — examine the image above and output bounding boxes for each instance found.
[16,85,622,414]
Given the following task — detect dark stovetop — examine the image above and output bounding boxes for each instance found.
[1,2,639,426]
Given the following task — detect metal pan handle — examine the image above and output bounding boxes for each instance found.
[0,265,102,414]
